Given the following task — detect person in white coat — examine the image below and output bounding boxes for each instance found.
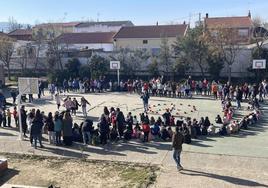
[55,93,61,110]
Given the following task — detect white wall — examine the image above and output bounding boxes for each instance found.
[74,25,121,33]
[64,43,114,52]
[220,48,253,77]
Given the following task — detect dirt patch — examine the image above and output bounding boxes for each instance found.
[0,153,158,188]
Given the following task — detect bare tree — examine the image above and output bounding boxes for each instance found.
[173,26,209,78]
[44,24,65,70]
[16,44,35,72]
[160,36,172,75]
[250,17,268,79]
[252,17,268,55]
[0,34,14,80]
[32,28,46,70]
[211,27,241,82]
[7,17,22,32]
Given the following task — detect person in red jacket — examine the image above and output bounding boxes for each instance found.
[142,120,150,142]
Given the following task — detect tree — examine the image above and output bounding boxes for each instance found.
[173,26,209,78]
[79,65,91,79]
[133,48,150,69]
[45,24,65,70]
[210,27,241,82]
[32,28,46,70]
[110,48,150,77]
[112,48,131,74]
[172,36,190,77]
[204,32,225,80]
[148,58,159,77]
[129,48,150,77]
[159,36,172,75]
[16,44,35,72]
[249,17,268,80]
[46,38,64,70]
[7,17,22,32]
[207,54,224,80]
[0,35,14,80]
[173,57,189,78]
[65,58,81,78]
[89,54,108,79]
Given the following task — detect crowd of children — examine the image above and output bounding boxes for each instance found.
[0,96,261,149]
[0,76,265,149]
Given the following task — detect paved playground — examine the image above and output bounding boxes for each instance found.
[1,92,268,187]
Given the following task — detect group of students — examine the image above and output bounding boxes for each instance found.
[0,96,262,150]
[50,77,107,94]
[218,97,261,136]
[46,75,268,105]
[20,107,75,148]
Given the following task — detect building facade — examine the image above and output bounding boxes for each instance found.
[74,21,134,33]
[204,12,254,44]
[113,24,188,52]
[57,32,115,52]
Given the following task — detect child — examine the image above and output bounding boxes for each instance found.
[7,109,11,127]
[167,126,173,139]
[13,107,18,128]
[2,110,6,127]
[55,93,61,110]
[133,115,138,126]
[170,116,175,126]
[208,124,216,135]
[142,121,150,142]
[133,124,141,139]
[111,111,116,127]
[72,98,79,116]
[91,129,100,146]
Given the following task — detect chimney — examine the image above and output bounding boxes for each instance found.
[183,21,186,25]
[156,21,158,26]
[206,13,209,18]
[248,10,251,18]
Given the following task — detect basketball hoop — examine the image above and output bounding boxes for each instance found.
[253,59,266,69]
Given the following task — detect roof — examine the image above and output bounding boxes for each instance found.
[75,21,134,28]
[0,32,15,41]
[8,29,32,36]
[0,32,9,37]
[35,22,81,28]
[113,24,188,39]
[205,16,253,28]
[56,32,116,44]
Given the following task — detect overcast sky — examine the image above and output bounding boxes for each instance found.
[0,0,267,25]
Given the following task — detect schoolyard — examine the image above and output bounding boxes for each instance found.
[0,91,268,187]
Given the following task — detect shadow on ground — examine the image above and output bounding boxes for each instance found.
[0,169,19,186]
[181,169,268,187]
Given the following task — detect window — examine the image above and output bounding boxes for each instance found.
[238,29,249,37]
[143,40,148,44]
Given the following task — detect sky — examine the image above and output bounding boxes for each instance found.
[0,0,268,26]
